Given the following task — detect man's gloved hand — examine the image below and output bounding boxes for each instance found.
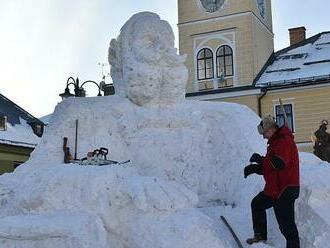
[244,163,263,178]
[249,153,263,164]
[244,164,255,178]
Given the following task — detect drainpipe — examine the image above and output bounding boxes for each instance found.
[257,87,267,117]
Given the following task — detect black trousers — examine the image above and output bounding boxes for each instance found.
[251,187,300,248]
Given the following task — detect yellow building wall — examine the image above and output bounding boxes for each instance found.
[180,15,256,92]
[178,0,274,93]
[188,84,330,153]
[252,17,274,75]
[260,86,330,152]
[178,0,252,24]
[178,0,272,30]
[0,144,33,175]
[298,146,314,153]
[206,94,260,115]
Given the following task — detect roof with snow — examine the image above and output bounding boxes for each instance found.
[0,93,44,148]
[255,32,330,87]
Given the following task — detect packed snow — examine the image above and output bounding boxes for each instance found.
[0,12,330,248]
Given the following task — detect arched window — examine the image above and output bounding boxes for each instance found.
[197,48,214,80]
[216,45,234,77]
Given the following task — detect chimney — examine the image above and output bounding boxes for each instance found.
[289,26,306,46]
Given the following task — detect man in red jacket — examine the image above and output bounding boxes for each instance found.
[244,115,300,248]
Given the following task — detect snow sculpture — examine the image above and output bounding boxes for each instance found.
[108,12,187,106]
[0,11,329,248]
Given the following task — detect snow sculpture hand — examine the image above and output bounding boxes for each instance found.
[108,12,188,106]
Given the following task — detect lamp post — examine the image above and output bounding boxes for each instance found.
[59,77,103,100]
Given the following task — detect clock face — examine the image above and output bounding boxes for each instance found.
[200,0,226,13]
[256,0,265,18]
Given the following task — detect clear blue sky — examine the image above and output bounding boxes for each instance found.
[1,0,329,117]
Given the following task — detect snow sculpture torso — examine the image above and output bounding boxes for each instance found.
[29,12,264,205]
[108,12,187,106]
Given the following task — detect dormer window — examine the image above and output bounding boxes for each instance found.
[0,115,7,131]
[35,124,43,136]
[31,122,44,137]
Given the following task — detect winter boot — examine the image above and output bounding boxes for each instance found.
[246,234,267,245]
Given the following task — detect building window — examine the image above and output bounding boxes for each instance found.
[0,115,7,131]
[197,48,214,80]
[35,124,42,136]
[216,45,234,77]
[31,123,44,137]
[275,104,294,132]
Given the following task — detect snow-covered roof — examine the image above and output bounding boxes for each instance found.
[0,93,43,126]
[255,32,330,87]
[0,93,43,148]
[0,117,40,148]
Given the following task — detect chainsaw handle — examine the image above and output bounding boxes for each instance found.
[99,147,108,160]
[92,149,100,156]
[99,147,108,155]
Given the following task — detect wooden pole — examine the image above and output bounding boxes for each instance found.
[279,98,288,127]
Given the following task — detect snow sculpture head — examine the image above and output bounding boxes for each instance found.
[108,12,188,106]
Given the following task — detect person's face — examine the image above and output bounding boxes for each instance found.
[262,127,276,140]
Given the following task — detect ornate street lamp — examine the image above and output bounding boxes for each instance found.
[59,77,103,100]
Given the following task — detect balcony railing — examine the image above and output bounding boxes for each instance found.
[196,77,234,91]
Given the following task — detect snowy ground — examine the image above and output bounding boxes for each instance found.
[0,96,329,247]
[200,152,330,248]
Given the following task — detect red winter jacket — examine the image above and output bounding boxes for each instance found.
[261,126,300,199]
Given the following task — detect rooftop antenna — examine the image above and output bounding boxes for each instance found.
[97,62,110,81]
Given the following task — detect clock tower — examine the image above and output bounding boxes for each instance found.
[178,0,274,93]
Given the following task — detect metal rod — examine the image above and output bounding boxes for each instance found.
[220,216,243,248]
[74,119,78,160]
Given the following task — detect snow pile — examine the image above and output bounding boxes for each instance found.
[31,96,264,206]
[0,12,329,248]
[0,212,109,248]
[295,153,330,247]
[0,164,230,248]
[2,100,330,248]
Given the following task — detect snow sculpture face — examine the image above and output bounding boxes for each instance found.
[108,12,188,106]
